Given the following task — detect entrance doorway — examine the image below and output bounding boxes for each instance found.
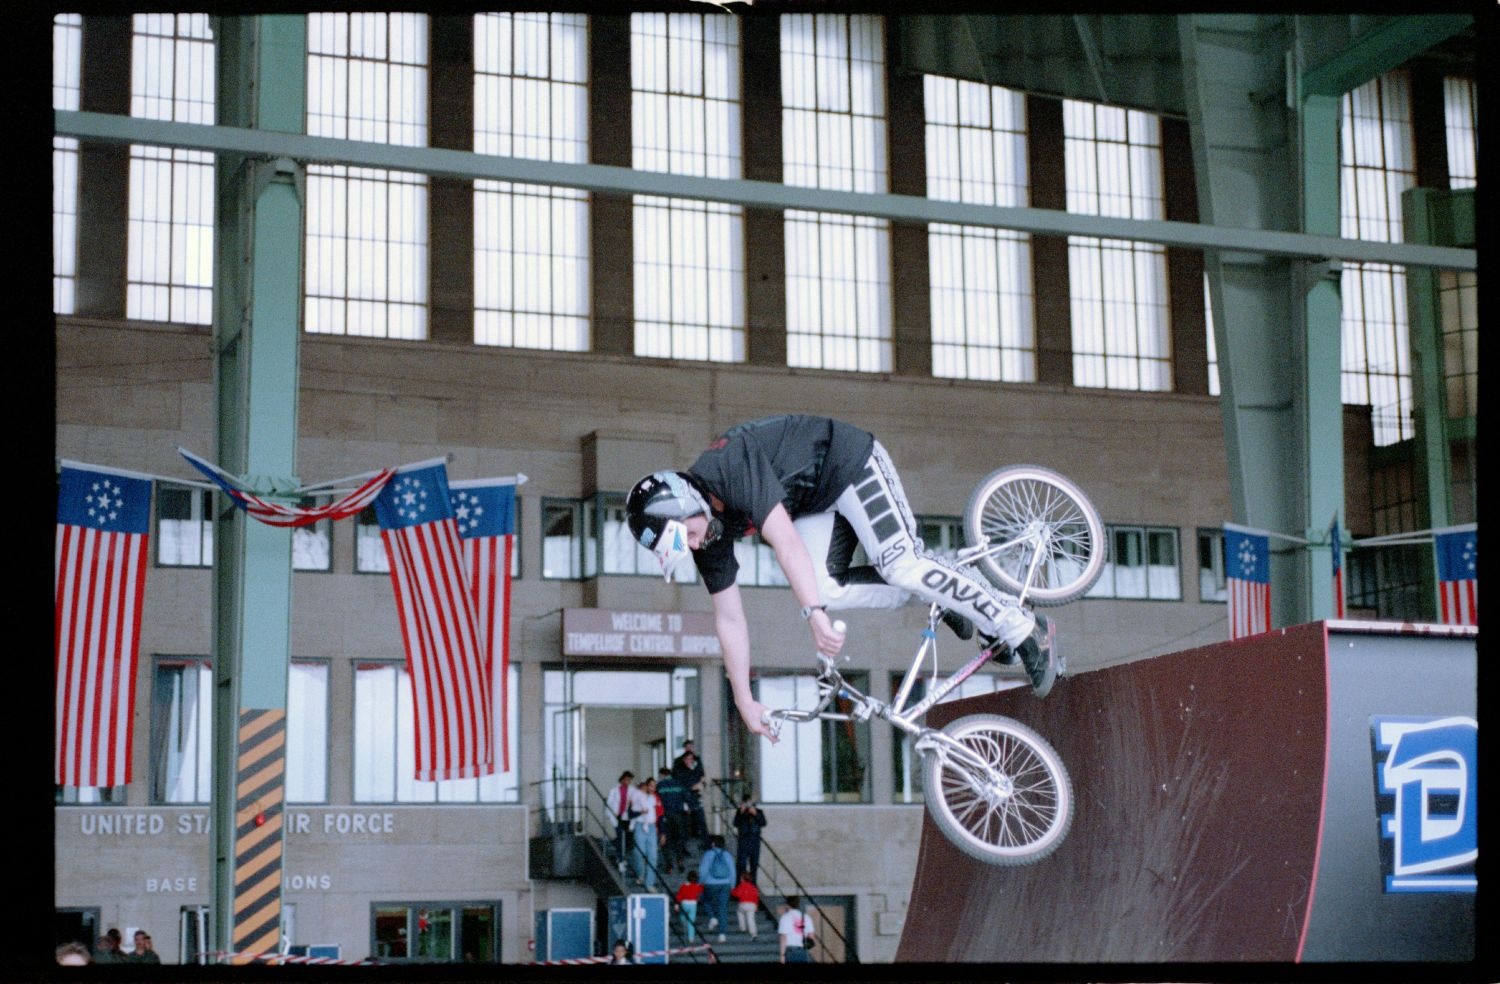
[541,666,699,828]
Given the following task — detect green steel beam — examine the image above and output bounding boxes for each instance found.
[1299,15,1472,98]
[210,15,306,962]
[1300,93,1343,621]
[55,109,1475,271]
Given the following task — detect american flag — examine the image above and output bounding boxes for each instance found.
[375,461,493,780]
[179,447,394,528]
[55,463,152,787]
[1330,517,1345,619]
[1224,523,1272,639]
[449,478,517,772]
[1433,526,1478,626]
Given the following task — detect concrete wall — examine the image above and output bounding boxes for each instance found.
[55,314,1237,963]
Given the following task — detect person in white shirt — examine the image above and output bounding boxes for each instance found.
[777,895,815,964]
[606,771,636,873]
[630,777,662,888]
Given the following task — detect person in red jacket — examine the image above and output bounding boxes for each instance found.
[729,874,762,940]
[674,871,704,942]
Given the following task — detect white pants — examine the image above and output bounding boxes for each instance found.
[792,441,1034,647]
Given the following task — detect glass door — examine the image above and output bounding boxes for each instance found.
[545,703,586,832]
[178,906,210,965]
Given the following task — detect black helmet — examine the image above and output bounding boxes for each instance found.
[625,471,716,579]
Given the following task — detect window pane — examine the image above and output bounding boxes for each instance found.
[543,499,581,579]
[356,507,390,573]
[1339,72,1417,446]
[128,16,215,325]
[287,661,329,803]
[157,486,212,567]
[474,14,591,351]
[307,15,430,340]
[152,659,212,804]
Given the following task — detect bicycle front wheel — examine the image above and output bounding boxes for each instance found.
[963,465,1105,605]
[921,714,1073,866]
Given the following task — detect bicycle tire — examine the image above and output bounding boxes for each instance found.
[962,465,1106,605]
[921,713,1073,866]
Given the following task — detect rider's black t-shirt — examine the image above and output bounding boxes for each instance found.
[687,415,875,594]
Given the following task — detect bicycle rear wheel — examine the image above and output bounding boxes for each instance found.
[921,714,1073,866]
[963,465,1105,605]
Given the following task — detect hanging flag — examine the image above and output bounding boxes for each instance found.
[375,460,493,781]
[178,447,394,529]
[1330,516,1345,619]
[1223,523,1272,639]
[449,478,518,772]
[55,463,152,788]
[1433,526,1478,626]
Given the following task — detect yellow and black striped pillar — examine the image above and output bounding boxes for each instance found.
[231,707,287,963]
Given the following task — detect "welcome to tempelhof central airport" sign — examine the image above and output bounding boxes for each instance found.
[562,608,721,657]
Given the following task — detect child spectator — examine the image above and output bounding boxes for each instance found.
[674,871,704,942]
[730,874,762,940]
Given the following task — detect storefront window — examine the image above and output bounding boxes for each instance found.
[372,902,498,963]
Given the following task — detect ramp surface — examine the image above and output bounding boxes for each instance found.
[896,621,1476,962]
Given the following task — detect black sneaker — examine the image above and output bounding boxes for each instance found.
[940,608,975,641]
[1014,613,1057,697]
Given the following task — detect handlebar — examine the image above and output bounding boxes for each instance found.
[761,620,846,738]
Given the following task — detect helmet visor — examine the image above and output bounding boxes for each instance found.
[651,518,693,582]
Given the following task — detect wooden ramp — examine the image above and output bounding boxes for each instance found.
[896,621,1476,963]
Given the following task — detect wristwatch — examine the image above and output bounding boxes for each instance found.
[800,604,827,620]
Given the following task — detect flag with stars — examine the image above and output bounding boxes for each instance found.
[1433,525,1478,626]
[449,477,518,772]
[55,463,153,787]
[374,460,493,781]
[1223,523,1271,639]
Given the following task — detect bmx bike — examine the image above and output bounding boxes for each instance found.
[761,465,1105,865]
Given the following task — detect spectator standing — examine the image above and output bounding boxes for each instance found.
[609,939,637,965]
[630,777,662,888]
[698,835,736,943]
[92,929,122,964]
[732,794,766,880]
[673,872,704,942]
[729,874,761,940]
[606,771,637,872]
[655,767,688,873]
[124,930,161,964]
[778,896,815,964]
[671,744,708,850]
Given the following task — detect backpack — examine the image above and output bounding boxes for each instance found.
[709,849,732,880]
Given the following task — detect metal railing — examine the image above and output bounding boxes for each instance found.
[708,779,857,963]
[530,773,715,963]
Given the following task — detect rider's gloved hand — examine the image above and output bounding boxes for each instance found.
[808,608,846,659]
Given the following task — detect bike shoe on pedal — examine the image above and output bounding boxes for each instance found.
[1014,613,1056,697]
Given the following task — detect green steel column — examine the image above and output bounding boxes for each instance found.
[1402,186,1455,532]
[210,15,306,963]
[1298,92,1343,621]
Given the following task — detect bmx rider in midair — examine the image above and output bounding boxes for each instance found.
[625,414,1057,739]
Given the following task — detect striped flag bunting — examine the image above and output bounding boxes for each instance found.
[1223,523,1272,639]
[449,477,518,772]
[55,462,152,787]
[178,447,394,529]
[1433,525,1478,626]
[375,460,493,781]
